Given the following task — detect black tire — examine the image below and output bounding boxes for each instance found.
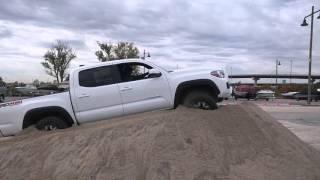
[36,116,69,131]
[183,90,218,110]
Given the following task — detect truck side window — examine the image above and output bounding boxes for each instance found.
[118,63,153,82]
[79,66,115,87]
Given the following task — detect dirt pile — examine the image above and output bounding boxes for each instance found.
[0,104,320,180]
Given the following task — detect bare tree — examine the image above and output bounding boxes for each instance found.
[41,41,76,84]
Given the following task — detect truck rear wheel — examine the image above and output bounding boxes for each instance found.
[183,90,218,110]
[36,116,69,131]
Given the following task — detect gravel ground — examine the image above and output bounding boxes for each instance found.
[0,104,319,180]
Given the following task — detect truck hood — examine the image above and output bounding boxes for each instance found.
[169,67,228,78]
[169,67,224,74]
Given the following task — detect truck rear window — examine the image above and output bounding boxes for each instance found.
[79,66,115,87]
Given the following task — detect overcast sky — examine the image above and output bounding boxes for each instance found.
[0,0,320,83]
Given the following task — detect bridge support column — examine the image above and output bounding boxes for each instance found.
[253,77,260,86]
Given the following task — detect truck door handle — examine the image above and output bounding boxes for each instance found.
[78,94,90,98]
[120,87,133,91]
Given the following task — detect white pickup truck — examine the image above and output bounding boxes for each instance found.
[0,59,231,136]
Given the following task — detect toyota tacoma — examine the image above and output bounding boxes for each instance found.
[0,59,230,136]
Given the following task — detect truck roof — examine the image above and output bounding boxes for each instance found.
[69,58,150,74]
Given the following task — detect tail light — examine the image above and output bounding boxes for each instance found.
[211,70,225,78]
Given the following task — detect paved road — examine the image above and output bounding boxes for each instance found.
[220,99,320,150]
[259,105,320,150]
[221,99,320,150]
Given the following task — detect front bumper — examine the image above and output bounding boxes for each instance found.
[219,84,232,98]
[219,89,232,98]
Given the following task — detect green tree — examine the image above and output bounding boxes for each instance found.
[95,42,139,62]
[33,79,40,87]
[95,42,114,62]
[41,41,76,84]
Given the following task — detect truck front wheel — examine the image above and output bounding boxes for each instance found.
[183,91,218,110]
[36,116,69,131]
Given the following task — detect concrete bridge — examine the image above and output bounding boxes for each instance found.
[229,74,320,85]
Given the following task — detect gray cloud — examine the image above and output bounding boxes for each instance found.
[0,0,319,82]
[0,26,12,38]
[38,39,87,50]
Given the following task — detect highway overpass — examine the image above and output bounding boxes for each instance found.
[229,74,320,85]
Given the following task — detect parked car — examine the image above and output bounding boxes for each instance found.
[255,90,275,101]
[281,92,299,99]
[30,85,61,97]
[233,85,257,100]
[0,59,231,136]
[15,84,37,96]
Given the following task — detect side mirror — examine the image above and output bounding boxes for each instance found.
[148,69,162,78]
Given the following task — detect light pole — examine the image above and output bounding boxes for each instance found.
[275,59,281,86]
[141,49,151,60]
[290,60,293,84]
[301,6,320,105]
[141,49,151,73]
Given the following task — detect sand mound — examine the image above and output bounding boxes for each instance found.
[0,104,319,180]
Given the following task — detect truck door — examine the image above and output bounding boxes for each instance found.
[73,65,123,123]
[116,62,171,115]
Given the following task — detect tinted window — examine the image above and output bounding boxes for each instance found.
[79,66,115,87]
[118,63,153,82]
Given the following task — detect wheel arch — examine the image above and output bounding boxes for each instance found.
[23,106,74,129]
[174,79,220,108]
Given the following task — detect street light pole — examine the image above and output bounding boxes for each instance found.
[141,49,151,60]
[276,59,281,87]
[307,6,314,105]
[141,49,151,73]
[301,6,320,105]
[290,60,293,84]
[276,60,278,86]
